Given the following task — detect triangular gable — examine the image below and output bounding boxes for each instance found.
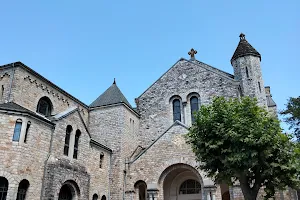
[52,107,90,137]
[138,58,238,99]
[127,120,189,165]
[53,108,112,152]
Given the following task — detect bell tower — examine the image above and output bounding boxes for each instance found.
[231,33,267,107]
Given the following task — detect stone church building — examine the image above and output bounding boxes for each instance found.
[0,34,295,200]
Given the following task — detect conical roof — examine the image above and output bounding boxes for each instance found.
[90,80,131,108]
[231,33,261,63]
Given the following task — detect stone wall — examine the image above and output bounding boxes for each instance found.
[43,111,110,199]
[0,67,13,104]
[125,124,217,200]
[11,66,89,123]
[0,112,53,200]
[232,56,267,108]
[89,105,126,200]
[136,59,239,146]
[230,186,298,200]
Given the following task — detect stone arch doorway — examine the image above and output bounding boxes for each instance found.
[159,164,203,200]
[58,180,80,200]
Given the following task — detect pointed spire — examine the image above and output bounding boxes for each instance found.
[231,33,261,63]
[90,81,131,108]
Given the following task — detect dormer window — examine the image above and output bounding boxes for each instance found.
[37,97,52,116]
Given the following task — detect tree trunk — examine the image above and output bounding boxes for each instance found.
[240,182,259,200]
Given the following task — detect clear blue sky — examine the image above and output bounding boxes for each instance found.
[0,1,299,129]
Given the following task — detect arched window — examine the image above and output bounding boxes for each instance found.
[12,119,22,142]
[0,177,8,200]
[246,67,249,78]
[179,179,201,194]
[37,97,52,116]
[190,96,199,123]
[73,130,81,159]
[92,194,98,200]
[134,181,147,200]
[24,121,31,143]
[173,99,181,122]
[101,195,106,200]
[100,152,104,168]
[16,179,29,200]
[64,125,72,156]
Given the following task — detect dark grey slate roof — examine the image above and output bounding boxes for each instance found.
[266,95,276,107]
[0,102,54,124]
[231,33,261,63]
[90,81,131,108]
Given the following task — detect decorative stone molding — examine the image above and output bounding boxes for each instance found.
[0,72,10,79]
[24,75,70,106]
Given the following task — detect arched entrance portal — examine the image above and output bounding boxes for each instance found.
[58,185,72,200]
[160,164,203,200]
[58,180,80,200]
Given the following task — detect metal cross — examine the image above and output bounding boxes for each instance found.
[188,48,197,60]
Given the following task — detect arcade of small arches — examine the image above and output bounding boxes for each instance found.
[0,176,107,200]
[0,176,29,200]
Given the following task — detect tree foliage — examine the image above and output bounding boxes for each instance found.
[186,97,300,200]
[280,96,300,141]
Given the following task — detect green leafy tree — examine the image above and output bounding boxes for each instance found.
[280,97,300,141]
[186,97,300,200]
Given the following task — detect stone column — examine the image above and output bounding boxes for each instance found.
[204,186,217,200]
[147,189,158,200]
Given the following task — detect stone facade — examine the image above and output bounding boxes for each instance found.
[0,34,292,200]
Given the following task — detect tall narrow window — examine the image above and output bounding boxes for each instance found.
[238,85,243,97]
[190,97,199,123]
[37,96,52,116]
[258,82,262,93]
[64,125,72,156]
[0,177,8,200]
[24,121,31,143]
[16,179,29,200]
[246,67,249,78]
[173,99,181,122]
[100,152,104,168]
[1,85,4,99]
[13,119,22,142]
[73,130,81,159]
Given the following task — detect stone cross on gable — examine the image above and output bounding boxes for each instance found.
[188,48,197,60]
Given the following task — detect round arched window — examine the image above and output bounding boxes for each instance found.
[37,97,52,116]
[179,179,201,194]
